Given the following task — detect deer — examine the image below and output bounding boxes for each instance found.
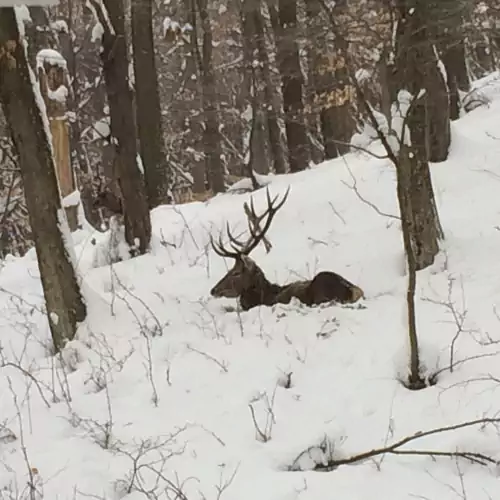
[209,187,364,311]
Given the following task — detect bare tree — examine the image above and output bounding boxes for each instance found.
[89,0,152,255]
[318,0,442,388]
[250,0,287,174]
[191,0,226,193]
[0,8,86,351]
[131,0,172,208]
[275,0,309,172]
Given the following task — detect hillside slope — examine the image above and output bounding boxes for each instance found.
[3,75,500,499]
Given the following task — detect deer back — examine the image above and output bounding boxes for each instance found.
[308,271,364,304]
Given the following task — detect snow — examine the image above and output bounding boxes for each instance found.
[36,48,67,71]
[91,116,111,141]
[48,85,68,104]
[57,208,77,269]
[86,0,114,37]
[163,16,180,38]
[3,74,500,498]
[51,19,68,33]
[62,190,81,208]
[13,5,30,27]
[91,21,104,44]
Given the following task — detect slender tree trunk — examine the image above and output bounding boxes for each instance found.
[441,39,469,121]
[0,8,86,351]
[90,0,151,254]
[436,1,470,121]
[394,1,443,270]
[241,0,269,176]
[395,145,425,389]
[252,1,287,174]
[193,0,225,193]
[277,0,309,172]
[131,0,171,208]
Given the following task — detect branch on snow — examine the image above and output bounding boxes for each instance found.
[288,418,500,472]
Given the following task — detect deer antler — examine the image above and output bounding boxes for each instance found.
[210,186,290,259]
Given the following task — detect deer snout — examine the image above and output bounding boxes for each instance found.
[210,284,222,297]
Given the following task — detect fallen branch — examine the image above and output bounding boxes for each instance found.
[290,417,500,472]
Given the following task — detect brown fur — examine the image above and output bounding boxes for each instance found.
[211,255,364,311]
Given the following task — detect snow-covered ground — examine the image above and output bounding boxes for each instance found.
[3,74,500,499]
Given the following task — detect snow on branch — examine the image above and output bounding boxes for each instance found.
[36,48,67,71]
[86,0,114,37]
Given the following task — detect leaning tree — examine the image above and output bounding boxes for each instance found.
[0,7,87,352]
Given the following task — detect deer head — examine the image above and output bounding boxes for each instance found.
[210,187,290,299]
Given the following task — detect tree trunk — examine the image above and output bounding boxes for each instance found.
[252,1,287,174]
[395,145,425,389]
[57,1,101,228]
[193,0,225,193]
[241,0,270,176]
[277,0,309,172]
[0,8,86,352]
[441,39,469,121]
[394,0,450,163]
[91,0,151,255]
[393,1,444,270]
[131,0,171,208]
[306,0,355,160]
[436,1,470,121]
[25,7,58,68]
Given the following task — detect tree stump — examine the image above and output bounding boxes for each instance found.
[37,50,78,231]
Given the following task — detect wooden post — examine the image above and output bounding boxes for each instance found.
[37,49,78,231]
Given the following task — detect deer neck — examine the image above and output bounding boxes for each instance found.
[239,270,282,311]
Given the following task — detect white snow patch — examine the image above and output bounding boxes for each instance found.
[48,85,68,104]
[62,190,81,208]
[36,48,67,71]
[4,72,500,500]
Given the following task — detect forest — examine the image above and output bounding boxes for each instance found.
[2,1,500,499]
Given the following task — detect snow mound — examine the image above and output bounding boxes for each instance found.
[2,74,500,499]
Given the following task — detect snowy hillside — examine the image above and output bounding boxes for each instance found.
[3,74,500,499]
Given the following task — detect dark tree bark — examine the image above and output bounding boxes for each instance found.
[180,0,206,194]
[192,0,225,193]
[394,1,444,270]
[306,0,356,160]
[277,0,309,172]
[131,0,171,208]
[25,7,58,69]
[90,0,151,255]
[0,8,86,352]
[241,0,287,175]
[441,39,469,121]
[241,0,270,176]
[252,1,287,174]
[394,0,451,163]
[436,1,470,120]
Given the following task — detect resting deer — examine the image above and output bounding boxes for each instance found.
[210,188,364,311]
